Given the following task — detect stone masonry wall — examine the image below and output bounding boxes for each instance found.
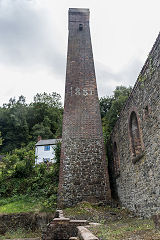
[111,32,160,217]
[0,212,54,235]
[59,138,109,207]
[58,8,111,207]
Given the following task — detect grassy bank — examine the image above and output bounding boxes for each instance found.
[0,195,52,239]
[0,195,54,214]
[0,201,160,239]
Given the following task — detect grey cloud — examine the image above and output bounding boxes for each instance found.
[119,58,143,86]
[0,0,145,96]
[0,0,65,76]
[96,58,143,97]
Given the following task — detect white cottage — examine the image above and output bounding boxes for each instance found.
[35,139,60,164]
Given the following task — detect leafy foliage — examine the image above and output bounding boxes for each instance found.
[0,141,61,211]
[0,91,62,211]
[0,92,63,153]
[99,86,132,200]
[100,86,132,142]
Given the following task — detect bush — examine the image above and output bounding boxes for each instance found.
[0,142,61,210]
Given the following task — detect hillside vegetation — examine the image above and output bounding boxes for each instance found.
[0,86,131,212]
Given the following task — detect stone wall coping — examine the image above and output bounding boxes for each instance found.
[5,239,40,240]
[52,217,70,222]
[77,226,99,240]
[0,212,54,217]
[0,213,31,217]
[70,220,88,224]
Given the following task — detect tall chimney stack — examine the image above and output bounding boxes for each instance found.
[58,8,111,207]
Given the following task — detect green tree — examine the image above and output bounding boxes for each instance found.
[99,96,113,119]
[0,96,29,153]
[27,92,63,141]
[0,92,63,153]
[100,86,132,142]
[33,92,62,108]
[32,122,54,140]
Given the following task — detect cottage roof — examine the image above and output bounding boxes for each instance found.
[35,139,61,146]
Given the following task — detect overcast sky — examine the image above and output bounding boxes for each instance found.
[0,0,159,106]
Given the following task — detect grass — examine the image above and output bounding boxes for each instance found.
[0,228,41,239]
[0,195,49,239]
[64,202,160,240]
[0,195,44,214]
[89,219,157,240]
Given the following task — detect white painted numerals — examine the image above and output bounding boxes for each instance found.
[75,87,81,95]
[83,89,88,96]
[70,87,94,96]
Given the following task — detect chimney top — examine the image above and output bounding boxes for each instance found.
[68,8,90,26]
[37,136,42,142]
[69,8,89,14]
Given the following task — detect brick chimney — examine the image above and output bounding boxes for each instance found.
[58,8,111,207]
[37,136,42,142]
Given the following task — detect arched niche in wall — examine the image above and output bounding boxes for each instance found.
[113,141,120,177]
[129,111,143,159]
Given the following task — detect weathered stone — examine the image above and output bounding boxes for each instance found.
[110,32,160,217]
[0,212,54,235]
[77,226,98,240]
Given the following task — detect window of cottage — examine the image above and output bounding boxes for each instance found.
[129,111,142,157]
[113,142,120,176]
[44,145,50,151]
